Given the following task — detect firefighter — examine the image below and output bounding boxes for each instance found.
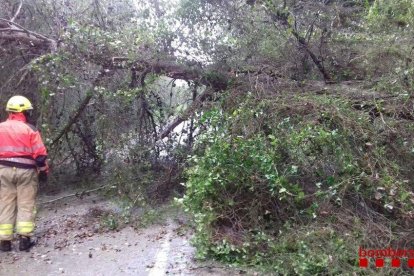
[0,96,48,252]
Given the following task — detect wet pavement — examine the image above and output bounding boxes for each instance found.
[0,192,243,276]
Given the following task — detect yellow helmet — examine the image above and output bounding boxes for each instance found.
[6,95,33,113]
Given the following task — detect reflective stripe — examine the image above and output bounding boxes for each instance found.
[16,221,34,234]
[0,224,13,229]
[31,143,45,152]
[0,224,13,236]
[0,157,36,165]
[0,146,32,152]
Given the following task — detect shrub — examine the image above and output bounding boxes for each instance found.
[180,92,414,274]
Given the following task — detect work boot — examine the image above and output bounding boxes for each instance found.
[19,236,34,252]
[0,240,11,252]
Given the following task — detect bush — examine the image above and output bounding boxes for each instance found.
[367,0,414,30]
[180,92,414,274]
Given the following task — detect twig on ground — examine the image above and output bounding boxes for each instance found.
[188,265,230,271]
[38,185,109,205]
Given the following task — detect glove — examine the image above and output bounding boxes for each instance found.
[38,171,48,182]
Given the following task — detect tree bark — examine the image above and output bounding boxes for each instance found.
[158,88,214,140]
[10,0,23,22]
[265,8,332,82]
[50,68,110,147]
[0,18,57,52]
[291,30,332,82]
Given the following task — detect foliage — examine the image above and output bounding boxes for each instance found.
[366,0,414,30]
[181,92,414,273]
[2,0,414,273]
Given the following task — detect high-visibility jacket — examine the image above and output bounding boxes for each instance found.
[0,113,48,171]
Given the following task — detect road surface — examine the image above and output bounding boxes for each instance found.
[0,191,245,276]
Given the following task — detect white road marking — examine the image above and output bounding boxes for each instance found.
[148,228,172,276]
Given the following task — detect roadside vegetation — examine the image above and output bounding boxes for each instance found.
[1,0,414,274]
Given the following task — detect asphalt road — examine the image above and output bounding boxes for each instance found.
[0,192,240,276]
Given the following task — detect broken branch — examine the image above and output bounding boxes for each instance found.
[38,186,109,205]
[10,0,23,22]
